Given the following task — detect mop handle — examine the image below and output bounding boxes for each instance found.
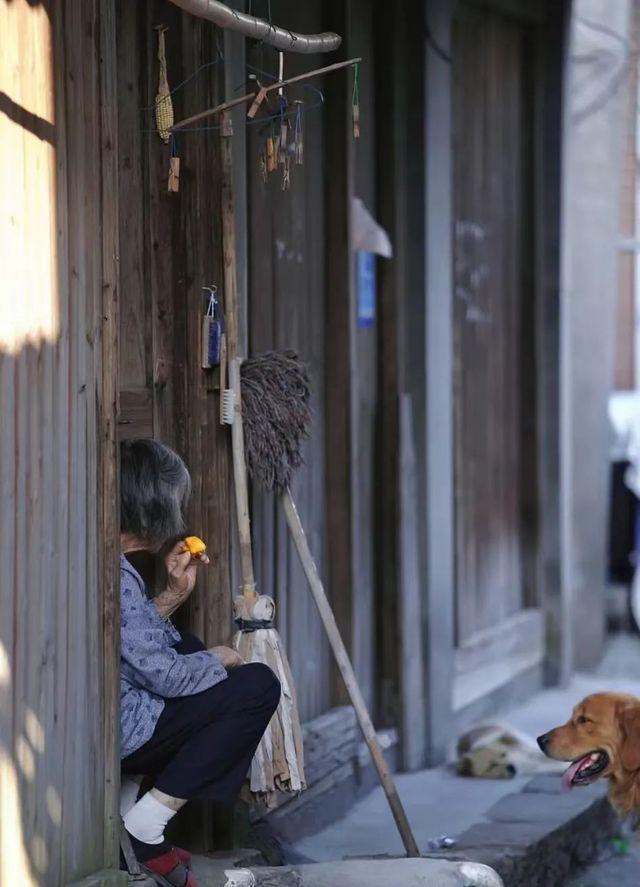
[230,358,256,596]
[282,489,421,859]
[220,114,256,597]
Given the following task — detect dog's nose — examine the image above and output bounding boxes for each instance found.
[537,732,550,753]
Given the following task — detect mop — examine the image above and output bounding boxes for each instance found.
[239,353,421,857]
[219,114,305,806]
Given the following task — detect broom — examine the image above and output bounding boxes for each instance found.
[240,352,421,858]
[219,114,305,805]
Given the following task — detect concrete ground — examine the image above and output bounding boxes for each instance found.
[292,633,640,865]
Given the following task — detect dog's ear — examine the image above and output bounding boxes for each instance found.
[620,705,640,771]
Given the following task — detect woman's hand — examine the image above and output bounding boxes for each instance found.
[209,646,245,669]
[154,540,209,619]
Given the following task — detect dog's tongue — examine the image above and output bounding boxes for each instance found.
[562,756,590,792]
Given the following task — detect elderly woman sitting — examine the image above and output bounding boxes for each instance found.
[119,440,280,887]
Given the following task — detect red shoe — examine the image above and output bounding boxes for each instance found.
[174,847,192,866]
[142,848,199,887]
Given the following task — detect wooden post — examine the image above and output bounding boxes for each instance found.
[533,0,571,685]
[324,0,356,707]
[421,0,456,766]
[99,0,121,867]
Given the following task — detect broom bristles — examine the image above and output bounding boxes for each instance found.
[240,351,312,494]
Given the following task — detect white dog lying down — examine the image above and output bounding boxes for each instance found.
[456,724,567,779]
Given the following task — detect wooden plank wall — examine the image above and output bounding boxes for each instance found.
[116,0,232,647]
[0,0,120,883]
[247,0,331,722]
[452,2,535,643]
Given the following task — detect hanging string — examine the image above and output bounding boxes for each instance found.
[278,94,288,165]
[352,62,360,139]
[141,55,223,115]
[294,101,304,166]
[141,54,333,138]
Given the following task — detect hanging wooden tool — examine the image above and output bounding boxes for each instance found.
[168,134,180,192]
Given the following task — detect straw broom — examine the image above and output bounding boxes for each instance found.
[219,115,305,805]
[239,352,421,858]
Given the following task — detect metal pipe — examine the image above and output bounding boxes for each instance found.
[167,0,342,53]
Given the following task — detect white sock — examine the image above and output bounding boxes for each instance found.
[123,792,177,845]
[119,776,142,818]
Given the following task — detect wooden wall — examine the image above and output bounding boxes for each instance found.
[0,0,120,884]
[116,0,232,647]
[247,1,331,722]
[452,1,535,643]
[247,0,383,722]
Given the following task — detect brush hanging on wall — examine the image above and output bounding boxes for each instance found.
[201,286,224,369]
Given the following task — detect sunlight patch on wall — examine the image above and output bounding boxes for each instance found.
[0,0,59,354]
[0,750,36,887]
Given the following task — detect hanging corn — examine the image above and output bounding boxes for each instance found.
[294,101,304,166]
[154,26,174,143]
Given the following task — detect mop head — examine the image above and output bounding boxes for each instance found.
[233,594,306,805]
[240,351,312,493]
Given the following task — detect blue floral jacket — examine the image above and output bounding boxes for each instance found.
[120,555,227,758]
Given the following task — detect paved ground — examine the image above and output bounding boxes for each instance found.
[293,633,640,868]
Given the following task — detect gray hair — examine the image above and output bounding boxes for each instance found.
[120,440,192,546]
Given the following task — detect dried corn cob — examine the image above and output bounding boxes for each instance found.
[155,26,173,144]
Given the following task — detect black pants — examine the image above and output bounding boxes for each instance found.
[122,634,280,802]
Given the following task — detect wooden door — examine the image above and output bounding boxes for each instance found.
[452,2,541,707]
[116,0,232,645]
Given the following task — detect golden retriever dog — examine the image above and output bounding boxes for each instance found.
[537,692,640,815]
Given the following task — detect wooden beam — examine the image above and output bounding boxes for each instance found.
[324,2,355,707]
[422,0,455,764]
[534,0,571,683]
[99,0,121,868]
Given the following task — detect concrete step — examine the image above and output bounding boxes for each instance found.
[191,857,503,887]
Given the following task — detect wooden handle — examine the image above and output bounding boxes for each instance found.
[282,489,420,858]
[220,114,255,598]
[220,113,238,364]
[229,358,255,594]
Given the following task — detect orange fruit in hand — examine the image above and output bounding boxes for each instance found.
[183,536,207,558]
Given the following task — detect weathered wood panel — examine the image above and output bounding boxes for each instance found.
[248,0,331,721]
[452,3,535,643]
[116,0,232,647]
[1,0,121,882]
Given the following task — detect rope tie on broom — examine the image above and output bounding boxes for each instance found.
[234,617,275,632]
